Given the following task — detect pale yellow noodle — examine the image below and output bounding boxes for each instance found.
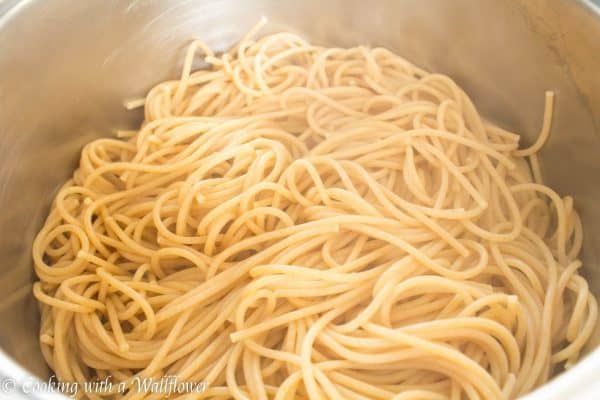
[33,22,597,400]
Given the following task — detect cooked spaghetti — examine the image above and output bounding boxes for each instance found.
[32,20,598,400]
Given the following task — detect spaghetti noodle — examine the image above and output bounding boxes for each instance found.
[33,20,597,400]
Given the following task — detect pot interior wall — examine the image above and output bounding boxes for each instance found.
[0,0,599,386]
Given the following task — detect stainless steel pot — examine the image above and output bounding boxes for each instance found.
[0,1,599,399]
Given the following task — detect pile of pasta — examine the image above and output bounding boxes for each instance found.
[33,21,597,400]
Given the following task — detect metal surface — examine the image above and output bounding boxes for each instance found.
[0,0,599,398]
